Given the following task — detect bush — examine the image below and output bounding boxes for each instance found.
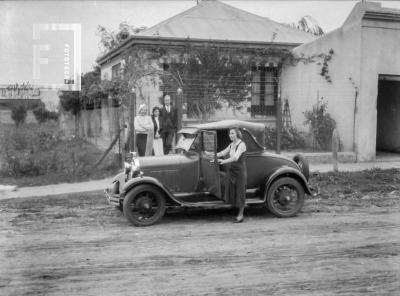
[11,103,27,127]
[0,123,113,178]
[59,91,81,115]
[33,105,59,123]
[265,126,306,150]
[1,124,61,176]
[303,100,336,151]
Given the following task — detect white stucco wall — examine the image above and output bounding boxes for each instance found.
[282,2,400,161]
[282,21,362,153]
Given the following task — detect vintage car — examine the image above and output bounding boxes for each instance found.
[105,120,311,226]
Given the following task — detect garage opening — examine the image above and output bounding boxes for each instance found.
[376,75,400,155]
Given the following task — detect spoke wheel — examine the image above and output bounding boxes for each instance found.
[123,185,166,226]
[267,177,305,218]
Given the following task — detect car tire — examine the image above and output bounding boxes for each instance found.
[266,177,305,218]
[123,184,166,227]
[293,154,309,181]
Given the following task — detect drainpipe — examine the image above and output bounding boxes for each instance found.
[352,90,358,154]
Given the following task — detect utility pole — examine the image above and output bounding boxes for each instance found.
[332,128,339,172]
[276,70,282,154]
[129,87,136,152]
[177,87,183,131]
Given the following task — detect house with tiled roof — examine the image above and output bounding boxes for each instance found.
[74,0,400,161]
[97,0,315,123]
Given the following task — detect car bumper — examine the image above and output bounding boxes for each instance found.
[104,188,121,207]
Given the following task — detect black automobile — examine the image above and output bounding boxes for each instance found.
[105,120,311,226]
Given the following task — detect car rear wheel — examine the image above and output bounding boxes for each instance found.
[266,177,305,218]
[123,185,166,226]
[293,154,309,181]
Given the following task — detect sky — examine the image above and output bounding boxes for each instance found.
[1,0,400,86]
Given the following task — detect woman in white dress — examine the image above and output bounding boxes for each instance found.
[151,107,164,156]
[134,104,154,156]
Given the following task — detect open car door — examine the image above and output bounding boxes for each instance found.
[200,130,221,198]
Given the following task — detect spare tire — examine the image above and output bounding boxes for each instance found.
[293,154,309,181]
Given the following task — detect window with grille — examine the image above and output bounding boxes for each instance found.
[162,62,278,118]
[251,66,277,117]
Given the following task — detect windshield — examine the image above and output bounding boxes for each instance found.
[176,133,198,152]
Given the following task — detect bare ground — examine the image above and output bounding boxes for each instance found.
[1,188,399,296]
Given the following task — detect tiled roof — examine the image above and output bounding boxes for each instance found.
[138,0,315,44]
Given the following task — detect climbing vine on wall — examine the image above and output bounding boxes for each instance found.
[292,48,334,83]
[117,43,300,120]
[319,49,334,83]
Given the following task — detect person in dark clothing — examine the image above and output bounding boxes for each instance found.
[160,95,177,154]
[151,106,164,156]
[217,128,247,223]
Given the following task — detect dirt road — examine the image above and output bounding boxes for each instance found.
[1,191,399,296]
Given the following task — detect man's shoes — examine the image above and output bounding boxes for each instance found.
[233,216,244,223]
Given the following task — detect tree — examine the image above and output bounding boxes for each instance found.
[59,90,82,133]
[97,22,147,53]
[33,103,59,123]
[284,15,324,36]
[59,67,105,114]
[81,66,107,108]
[11,103,27,127]
[297,15,324,36]
[59,91,81,116]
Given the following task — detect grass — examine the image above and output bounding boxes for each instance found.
[309,168,400,198]
[0,122,120,187]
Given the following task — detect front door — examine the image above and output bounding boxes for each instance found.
[200,131,221,198]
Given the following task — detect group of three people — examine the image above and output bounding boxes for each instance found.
[134,95,177,157]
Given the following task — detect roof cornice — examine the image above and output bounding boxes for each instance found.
[363,10,400,22]
[96,35,301,65]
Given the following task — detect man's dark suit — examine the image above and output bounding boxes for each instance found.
[160,104,177,154]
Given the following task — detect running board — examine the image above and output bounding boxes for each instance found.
[175,198,265,208]
[179,200,231,208]
[246,198,265,205]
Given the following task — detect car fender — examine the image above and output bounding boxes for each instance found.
[105,172,126,195]
[121,176,182,206]
[264,166,311,199]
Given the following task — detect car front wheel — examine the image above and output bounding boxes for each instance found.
[123,185,166,226]
[266,177,305,218]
